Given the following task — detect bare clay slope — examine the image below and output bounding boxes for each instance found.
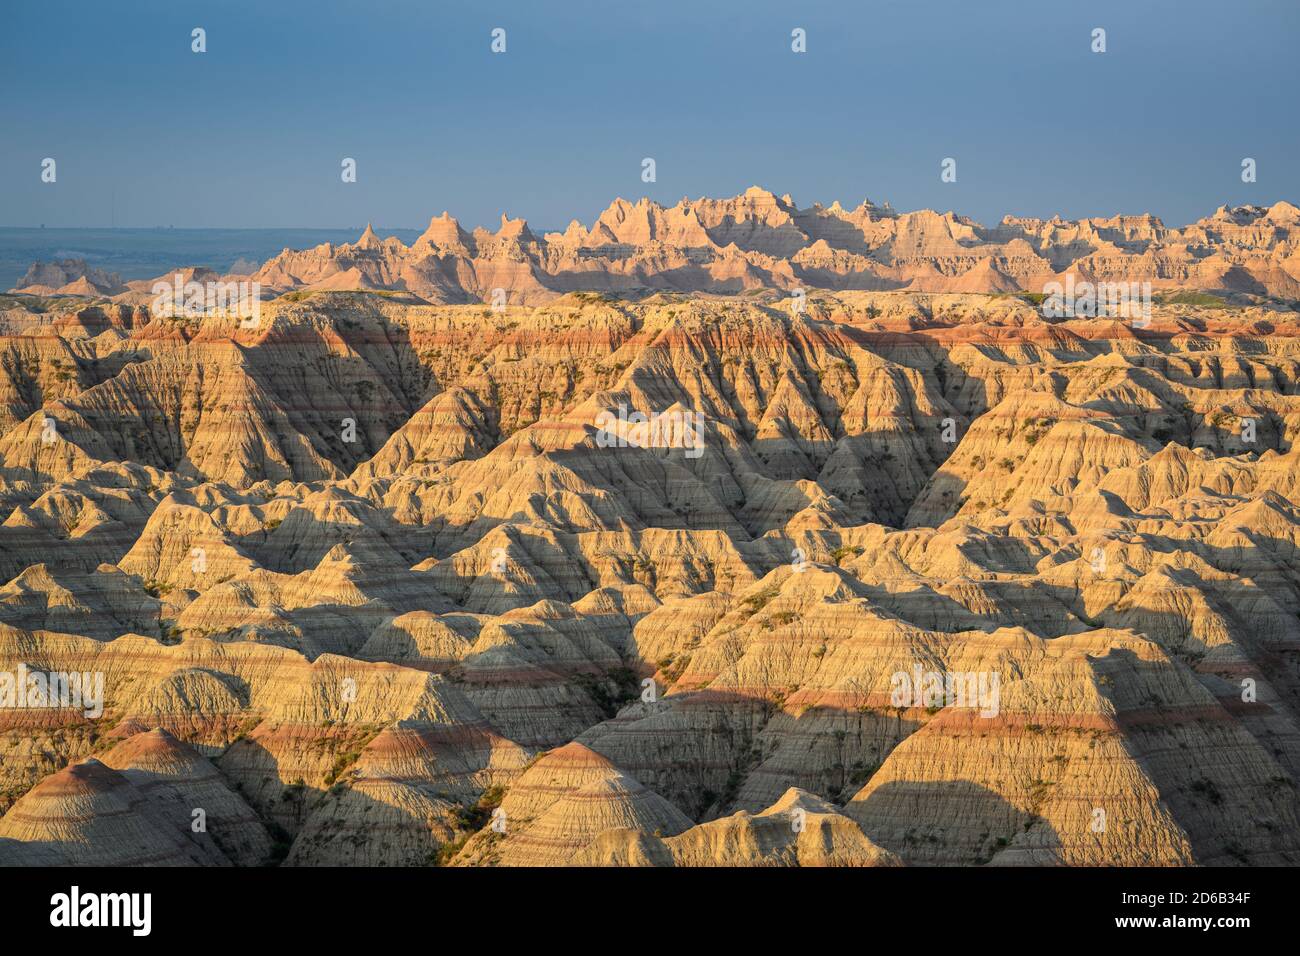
[3,282,1300,866]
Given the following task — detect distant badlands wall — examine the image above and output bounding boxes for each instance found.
[12,189,1300,304]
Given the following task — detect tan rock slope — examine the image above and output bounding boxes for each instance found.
[572,788,901,867]
[11,192,1300,306]
[3,235,1300,865]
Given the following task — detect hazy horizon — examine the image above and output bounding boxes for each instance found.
[3,0,1297,230]
[5,188,1297,236]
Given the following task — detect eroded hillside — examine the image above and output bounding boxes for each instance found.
[2,286,1300,866]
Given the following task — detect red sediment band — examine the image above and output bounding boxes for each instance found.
[0,710,94,731]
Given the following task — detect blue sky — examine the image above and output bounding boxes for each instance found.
[2,0,1296,230]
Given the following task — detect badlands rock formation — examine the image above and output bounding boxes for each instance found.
[2,206,1300,865]
[12,192,1300,305]
[13,260,127,298]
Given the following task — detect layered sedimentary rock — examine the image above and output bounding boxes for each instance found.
[3,253,1300,865]
[0,755,232,866]
[572,788,902,867]
[11,193,1300,305]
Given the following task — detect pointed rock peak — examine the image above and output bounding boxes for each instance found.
[48,758,127,793]
[130,727,181,747]
[1211,204,1268,224]
[501,597,574,622]
[1265,200,1300,222]
[416,211,468,247]
[535,740,617,770]
[1149,440,1201,462]
[763,787,837,817]
[598,197,634,223]
[355,222,382,248]
[318,542,357,566]
[104,728,201,769]
[497,213,535,241]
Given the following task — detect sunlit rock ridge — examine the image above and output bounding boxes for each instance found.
[2,210,1300,865]
[12,188,1300,303]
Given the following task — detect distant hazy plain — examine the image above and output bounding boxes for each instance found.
[0,227,425,292]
